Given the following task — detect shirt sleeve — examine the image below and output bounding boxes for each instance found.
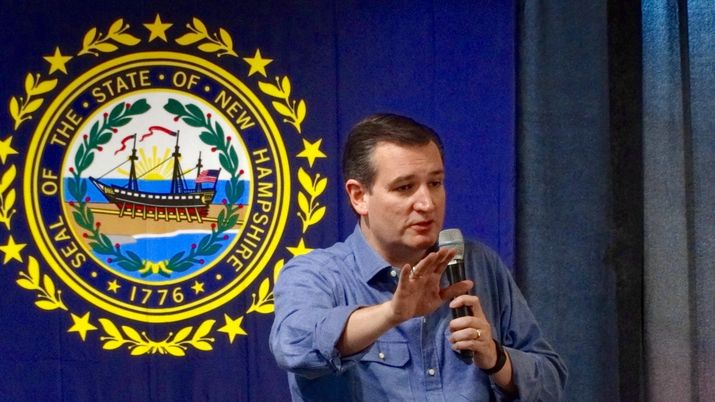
[470,243,568,401]
[269,252,366,379]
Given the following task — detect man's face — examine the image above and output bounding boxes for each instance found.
[349,141,445,265]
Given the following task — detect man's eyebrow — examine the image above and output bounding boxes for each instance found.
[425,169,445,179]
[387,169,444,186]
[387,174,416,186]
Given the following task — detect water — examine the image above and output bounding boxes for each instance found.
[100,230,238,281]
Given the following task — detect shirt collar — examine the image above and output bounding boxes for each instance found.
[346,224,393,283]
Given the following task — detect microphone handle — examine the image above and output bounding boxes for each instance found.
[451,305,471,320]
[445,260,474,358]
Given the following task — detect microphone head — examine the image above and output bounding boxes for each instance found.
[438,228,464,259]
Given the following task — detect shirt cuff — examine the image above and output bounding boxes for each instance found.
[488,347,518,401]
[496,346,532,402]
[314,304,366,371]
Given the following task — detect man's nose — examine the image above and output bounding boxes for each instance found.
[413,185,435,211]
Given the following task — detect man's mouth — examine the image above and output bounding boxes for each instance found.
[410,220,434,231]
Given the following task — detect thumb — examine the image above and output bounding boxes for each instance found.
[440,279,473,301]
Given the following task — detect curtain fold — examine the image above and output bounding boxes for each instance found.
[517,2,618,401]
[643,1,715,400]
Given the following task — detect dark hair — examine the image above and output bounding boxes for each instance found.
[341,113,444,190]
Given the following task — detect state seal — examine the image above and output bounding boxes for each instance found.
[3,17,329,355]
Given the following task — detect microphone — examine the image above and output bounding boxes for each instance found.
[439,228,474,358]
[438,229,469,319]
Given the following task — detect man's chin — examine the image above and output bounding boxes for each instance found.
[407,233,439,250]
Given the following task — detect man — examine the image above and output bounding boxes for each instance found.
[270,114,567,401]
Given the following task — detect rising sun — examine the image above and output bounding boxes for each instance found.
[117,146,174,180]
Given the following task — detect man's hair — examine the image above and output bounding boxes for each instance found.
[341,113,444,191]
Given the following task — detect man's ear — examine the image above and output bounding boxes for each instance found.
[345,179,369,216]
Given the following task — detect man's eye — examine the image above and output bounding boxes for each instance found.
[395,184,412,192]
[430,180,443,188]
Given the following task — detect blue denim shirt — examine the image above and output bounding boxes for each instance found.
[270,226,567,401]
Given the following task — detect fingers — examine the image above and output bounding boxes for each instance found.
[449,326,487,347]
[433,247,456,274]
[446,294,498,360]
[395,253,439,297]
[405,248,454,281]
[449,294,485,319]
[447,295,495,362]
[448,295,486,332]
[440,279,473,300]
[448,313,491,353]
[404,254,435,281]
[393,250,459,320]
[397,261,412,284]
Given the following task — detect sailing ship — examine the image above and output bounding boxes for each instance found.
[89,132,220,223]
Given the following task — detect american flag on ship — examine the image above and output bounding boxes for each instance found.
[196,169,221,184]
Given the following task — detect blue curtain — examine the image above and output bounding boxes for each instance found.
[643,1,715,400]
[517,2,619,401]
[519,1,715,401]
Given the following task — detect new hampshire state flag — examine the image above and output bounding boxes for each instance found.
[0,1,515,400]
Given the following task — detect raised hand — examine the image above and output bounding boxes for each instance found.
[388,247,472,323]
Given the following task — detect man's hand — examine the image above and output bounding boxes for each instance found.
[448,295,517,394]
[389,247,472,323]
[337,247,470,356]
[447,295,497,366]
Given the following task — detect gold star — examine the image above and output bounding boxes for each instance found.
[286,238,313,257]
[0,136,19,164]
[217,314,247,343]
[144,14,172,42]
[107,279,121,293]
[0,235,26,264]
[191,280,205,294]
[43,47,72,75]
[297,138,327,168]
[243,49,273,77]
[68,312,97,341]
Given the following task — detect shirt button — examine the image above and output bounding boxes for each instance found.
[427,368,436,376]
[390,270,397,278]
[378,352,385,360]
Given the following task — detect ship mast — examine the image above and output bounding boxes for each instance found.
[195,152,204,191]
[127,134,139,191]
[170,131,188,194]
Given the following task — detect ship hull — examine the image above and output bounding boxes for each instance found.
[89,178,216,222]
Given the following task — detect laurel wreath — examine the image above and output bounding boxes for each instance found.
[99,318,215,356]
[258,76,307,133]
[9,74,58,130]
[67,99,163,274]
[16,257,68,311]
[297,167,327,233]
[160,98,245,272]
[175,18,237,57]
[78,19,141,56]
[0,164,16,230]
[6,16,327,354]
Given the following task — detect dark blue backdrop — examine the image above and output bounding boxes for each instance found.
[333,2,515,265]
[0,1,514,400]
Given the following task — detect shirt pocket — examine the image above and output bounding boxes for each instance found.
[361,339,410,367]
[354,339,413,400]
